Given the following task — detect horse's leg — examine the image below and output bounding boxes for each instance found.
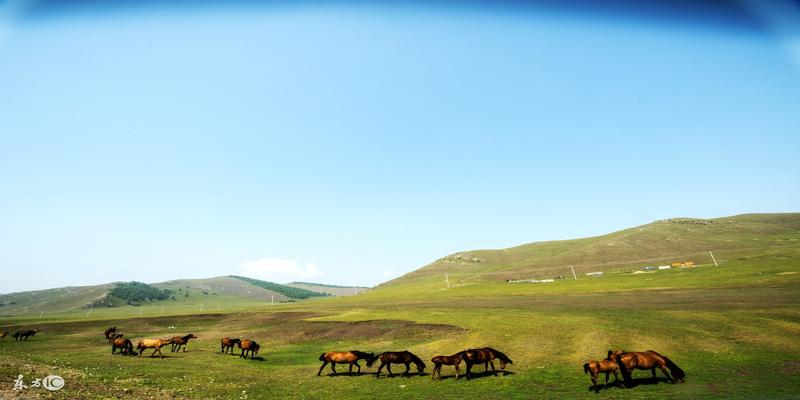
[591,372,598,392]
[376,362,384,378]
[604,372,610,386]
[182,343,187,352]
[349,363,354,376]
[317,360,329,376]
[331,362,337,375]
[403,363,411,377]
[465,362,472,380]
[489,360,499,376]
[431,365,438,380]
[455,364,461,379]
[387,363,394,378]
[355,361,361,376]
[485,362,489,371]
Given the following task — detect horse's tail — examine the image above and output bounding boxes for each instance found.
[656,352,685,381]
[583,363,590,374]
[319,353,327,361]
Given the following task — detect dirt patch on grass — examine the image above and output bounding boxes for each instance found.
[279,318,464,343]
[779,360,800,375]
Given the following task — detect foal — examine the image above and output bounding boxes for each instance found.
[584,350,621,391]
[431,351,465,380]
[220,337,241,354]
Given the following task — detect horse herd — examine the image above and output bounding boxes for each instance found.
[3,326,686,391]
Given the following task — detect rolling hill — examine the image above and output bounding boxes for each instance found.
[380,213,800,288]
[0,276,335,318]
[286,282,370,296]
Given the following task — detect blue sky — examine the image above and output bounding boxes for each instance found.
[1,1,798,293]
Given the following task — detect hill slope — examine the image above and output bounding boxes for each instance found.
[286,282,370,296]
[381,213,800,288]
[0,276,330,317]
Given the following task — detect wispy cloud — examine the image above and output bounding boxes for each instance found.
[383,269,398,277]
[240,259,324,284]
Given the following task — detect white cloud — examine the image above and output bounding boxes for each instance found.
[240,259,324,284]
[383,269,398,277]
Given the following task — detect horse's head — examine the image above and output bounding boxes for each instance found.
[608,350,625,360]
[188,334,198,339]
[366,353,377,368]
[252,342,260,355]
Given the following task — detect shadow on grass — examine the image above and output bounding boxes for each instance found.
[463,370,516,380]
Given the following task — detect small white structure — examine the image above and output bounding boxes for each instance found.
[586,271,603,277]
[658,265,671,270]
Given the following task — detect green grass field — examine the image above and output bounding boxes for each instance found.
[1,214,798,399]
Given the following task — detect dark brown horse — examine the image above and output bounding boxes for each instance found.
[13,328,39,341]
[220,337,240,354]
[584,350,621,392]
[368,351,425,377]
[612,350,685,386]
[318,351,375,376]
[107,332,124,344]
[239,339,260,359]
[170,334,198,352]
[104,326,117,341]
[111,337,136,356]
[431,351,465,380]
[462,347,512,380]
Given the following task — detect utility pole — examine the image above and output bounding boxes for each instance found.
[570,266,578,280]
[445,273,450,289]
[86,308,93,317]
[709,251,718,267]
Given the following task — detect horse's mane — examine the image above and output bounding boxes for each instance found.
[408,352,425,367]
[181,333,195,340]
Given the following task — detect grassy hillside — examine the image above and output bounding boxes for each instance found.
[0,276,325,320]
[286,282,370,296]
[383,213,800,289]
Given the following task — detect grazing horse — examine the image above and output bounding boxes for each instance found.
[612,350,685,386]
[584,350,621,392]
[462,347,513,380]
[239,339,260,359]
[369,351,425,377]
[220,337,240,354]
[170,334,198,352]
[431,351,465,380]
[0,331,7,340]
[136,338,174,358]
[104,326,117,341]
[13,328,39,341]
[317,351,375,376]
[112,337,135,356]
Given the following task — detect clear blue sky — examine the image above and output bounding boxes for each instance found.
[1,1,798,293]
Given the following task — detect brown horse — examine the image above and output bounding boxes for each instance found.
[318,351,375,376]
[111,337,136,356]
[239,339,260,359]
[170,334,198,352]
[13,328,39,341]
[462,347,512,380]
[0,331,7,340]
[107,332,124,344]
[431,351,465,380]
[368,351,425,377]
[584,350,621,391]
[220,337,240,354]
[612,350,685,386]
[136,338,174,358]
[104,326,117,341]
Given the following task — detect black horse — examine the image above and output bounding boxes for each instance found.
[368,351,425,377]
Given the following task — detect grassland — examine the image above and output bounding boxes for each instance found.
[1,214,798,399]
